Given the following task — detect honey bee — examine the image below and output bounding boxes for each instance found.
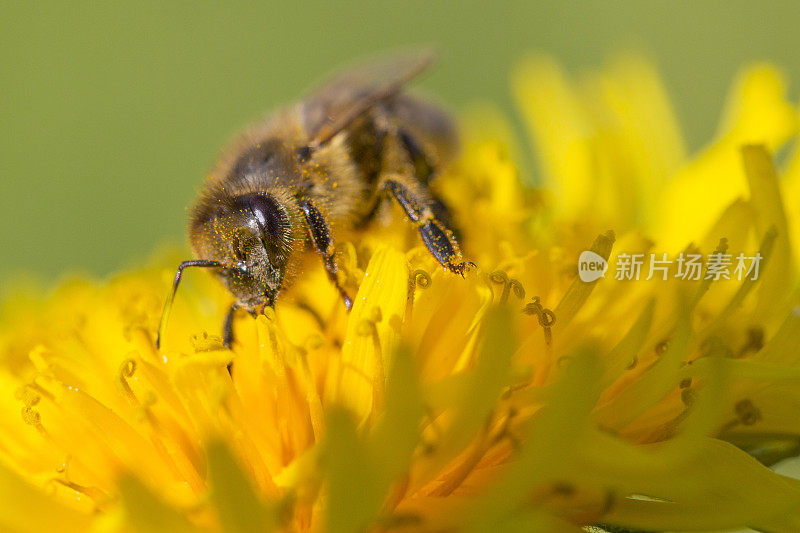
[157,51,473,349]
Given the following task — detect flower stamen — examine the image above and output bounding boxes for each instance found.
[489,270,526,303]
[117,358,138,404]
[735,398,761,426]
[406,269,432,318]
[523,296,556,345]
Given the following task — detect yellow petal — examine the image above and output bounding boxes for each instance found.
[0,462,93,533]
[654,65,798,250]
[326,245,409,424]
[512,54,593,218]
[741,144,794,322]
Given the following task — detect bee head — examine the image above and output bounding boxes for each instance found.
[190,192,295,309]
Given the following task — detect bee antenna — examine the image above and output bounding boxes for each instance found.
[156,259,224,350]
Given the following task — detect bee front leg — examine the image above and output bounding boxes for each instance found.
[382,178,474,276]
[223,302,242,349]
[223,302,249,376]
[299,199,353,310]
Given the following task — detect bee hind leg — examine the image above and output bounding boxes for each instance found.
[398,129,435,185]
[299,199,353,310]
[397,129,462,242]
[383,178,474,276]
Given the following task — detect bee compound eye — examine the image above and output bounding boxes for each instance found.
[244,194,290,242]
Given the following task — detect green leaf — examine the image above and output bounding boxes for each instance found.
[206,439,277,533]
[466,346,603,529]
[119,474,197,533]
[324,408,382,533]
[369,344,425,484]
[423,305,516,480]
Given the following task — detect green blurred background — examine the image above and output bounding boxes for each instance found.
[2,1,799,282]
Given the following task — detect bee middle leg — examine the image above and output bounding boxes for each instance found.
[382,177,473,276]
[299,199,353,310]
[397,128,461,241]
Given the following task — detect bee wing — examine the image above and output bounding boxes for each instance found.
[302,50,436,148]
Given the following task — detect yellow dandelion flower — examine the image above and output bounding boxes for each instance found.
[3,54,800,533]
